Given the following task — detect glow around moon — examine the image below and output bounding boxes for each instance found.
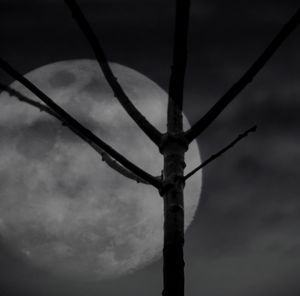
[0,60,202,280]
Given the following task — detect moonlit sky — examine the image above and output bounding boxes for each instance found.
[1,0,300,295]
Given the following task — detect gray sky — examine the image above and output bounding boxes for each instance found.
[1,0,300,295]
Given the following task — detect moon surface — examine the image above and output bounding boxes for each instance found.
[0,60,201,280]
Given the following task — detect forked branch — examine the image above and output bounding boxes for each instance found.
[64,0,162,146]
[185,8,300,143]
[0,83,148,185]
[0,59,161,189]
[167,0,190,132]
[184,125,257,180]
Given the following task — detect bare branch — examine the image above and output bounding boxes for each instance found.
[184,125,257,180]
[185,8,300,143]
[0,83,148,184]
[0,83,58,116]
[167,0,190,133]
[64,0,162,146]
[0,59,162,189]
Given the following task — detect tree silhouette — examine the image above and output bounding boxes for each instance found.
[0,1,299,296]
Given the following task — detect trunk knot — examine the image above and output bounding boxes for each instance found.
[159,175,185,197]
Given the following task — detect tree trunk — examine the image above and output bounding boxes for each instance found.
[161,134,187,296]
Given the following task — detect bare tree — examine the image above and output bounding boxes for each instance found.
[0,1,299,296]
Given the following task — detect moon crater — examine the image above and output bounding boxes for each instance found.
[49,70,76,88]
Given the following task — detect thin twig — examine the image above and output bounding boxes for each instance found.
[184,125,257,180]
[0,83,148,184]
[0,83,58,116]
[64,0,162,146]
[0,59,161,189]
[185,8,300,143]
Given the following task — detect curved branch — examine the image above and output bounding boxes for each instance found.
[0,59,162,189]
[185,8,300,143]
[0,83,148,184]
[184,125,257,180]
[64,0,162,146]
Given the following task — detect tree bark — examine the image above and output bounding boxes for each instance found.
[162,1,190,292]
[161,134,187,296]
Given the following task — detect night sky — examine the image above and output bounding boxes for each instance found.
[1,0,300,295]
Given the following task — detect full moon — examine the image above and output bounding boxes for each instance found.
[0,60,201,280]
